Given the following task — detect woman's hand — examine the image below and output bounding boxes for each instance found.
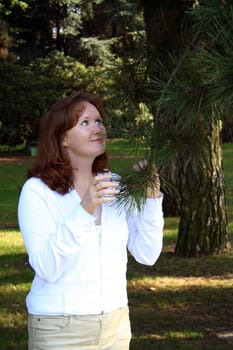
[133,160,160,198]
[81,174,120,214]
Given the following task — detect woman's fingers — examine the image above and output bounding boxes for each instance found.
[94,175,120,198]
[133,159,160,198]
[133,159,148,172]
[81,175,120,214]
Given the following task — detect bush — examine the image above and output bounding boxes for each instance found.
[0,52,113,147]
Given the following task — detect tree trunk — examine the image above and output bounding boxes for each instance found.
[175,119,230,256]
[142,0,192,56]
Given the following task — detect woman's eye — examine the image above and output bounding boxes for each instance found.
[96,119,103,126]
[81,120,89,126]
[80,119,104,127]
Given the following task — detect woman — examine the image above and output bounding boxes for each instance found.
[18,91,164,350]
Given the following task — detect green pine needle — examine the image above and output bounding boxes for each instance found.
[116,162,161,214]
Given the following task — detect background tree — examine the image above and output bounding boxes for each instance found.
[0,52,112,146]
[0,20,10,59]
[0,0,143,63]
[115,0,231,256]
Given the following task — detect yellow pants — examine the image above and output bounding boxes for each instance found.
[28,307,131,350]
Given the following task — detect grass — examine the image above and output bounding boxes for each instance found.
[0,159,32,229]
[0,231,30,349]
[0,141,233,349]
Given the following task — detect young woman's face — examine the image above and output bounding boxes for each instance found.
[62,101,106,161]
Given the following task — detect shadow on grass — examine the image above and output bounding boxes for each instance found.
[0,285,28,350]
[127,253,233,350]
[0,323,28,350]
[128,283,233,350]
[0,252,33,286]
[130,334,233,350]
[127,251,233,279]
[0,251,30,349]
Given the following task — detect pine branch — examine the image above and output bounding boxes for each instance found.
[115,160,170,214]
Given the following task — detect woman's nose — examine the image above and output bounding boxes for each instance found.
[93,123,105,133]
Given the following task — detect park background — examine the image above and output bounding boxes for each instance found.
[0,1,233,349]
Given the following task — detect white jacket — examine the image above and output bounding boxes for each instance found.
[18,177,164,315]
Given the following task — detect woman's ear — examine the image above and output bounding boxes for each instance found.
[62,135,68,147]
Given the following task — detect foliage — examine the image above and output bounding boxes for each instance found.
[0,61,50,146]
[80,36,118,65]
[189,0,233,115]
[0,0,146,145]
[0,0,145,63]
[0,51,117,146]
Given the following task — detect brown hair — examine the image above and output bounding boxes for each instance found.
[28,91,108,194]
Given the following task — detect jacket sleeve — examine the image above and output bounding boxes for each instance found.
[18,179,96,283]
[127,194,164,265]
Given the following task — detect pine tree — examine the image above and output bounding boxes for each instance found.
[115,0,231,256]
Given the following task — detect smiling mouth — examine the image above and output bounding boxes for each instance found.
[91,137,105,142]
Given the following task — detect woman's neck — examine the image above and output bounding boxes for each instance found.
[72,164,94,199]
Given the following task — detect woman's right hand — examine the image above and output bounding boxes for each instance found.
[80,174,120,214]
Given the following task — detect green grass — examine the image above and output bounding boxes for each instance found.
[0,231,32,349]
[0,141,233,349]
[0,159,32,229]
[222,143,233,224]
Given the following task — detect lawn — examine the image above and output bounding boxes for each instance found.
[0,141,233,349]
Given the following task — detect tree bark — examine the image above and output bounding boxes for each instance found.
[175,119,230,256]
[142,0,192,56]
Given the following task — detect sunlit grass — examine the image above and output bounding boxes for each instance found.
[0,231,31,350]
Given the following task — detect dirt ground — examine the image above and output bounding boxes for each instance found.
[0,154,33,162]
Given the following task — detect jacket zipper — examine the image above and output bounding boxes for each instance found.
[97,225,104,314]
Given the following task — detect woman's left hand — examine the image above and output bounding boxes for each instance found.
[133,160,160,198]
